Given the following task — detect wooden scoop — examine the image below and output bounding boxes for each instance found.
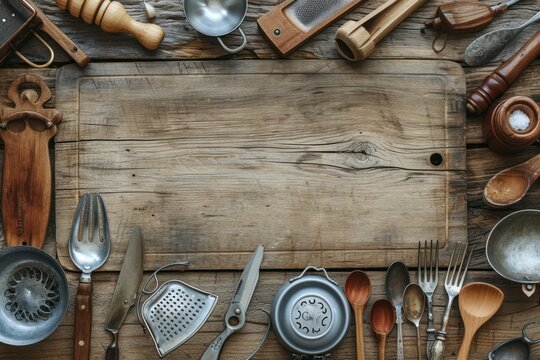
[457,282,504,360]
[484,154,540,207]
[345,270,372,360]
[370,299,395,360]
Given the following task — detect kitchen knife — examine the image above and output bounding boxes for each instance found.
[104,226,144,360]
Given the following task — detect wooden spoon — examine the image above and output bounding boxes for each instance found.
[457,282,505,360]
[484,154,540,207]
[345,270,372,360]
[370,299,396,360]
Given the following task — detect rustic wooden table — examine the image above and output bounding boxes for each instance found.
[0,0,539,359]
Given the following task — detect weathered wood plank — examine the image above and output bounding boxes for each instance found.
[0,270,537,359]
[54,60,467,271]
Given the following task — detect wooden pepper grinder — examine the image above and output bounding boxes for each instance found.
[467,29,540,115]
[0,75,62,248]
[55,0,164,50]
[484,96,540,153]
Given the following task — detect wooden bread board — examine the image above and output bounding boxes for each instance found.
[55,60,466,271]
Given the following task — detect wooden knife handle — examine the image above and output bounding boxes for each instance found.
[75,282,93,360]
[425,2,506,34]
[467,29,540,114]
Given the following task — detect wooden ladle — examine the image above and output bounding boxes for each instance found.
[457,282,504,360]
[370,299,396,360]
[345,270,372,360]
[484,154,540,207]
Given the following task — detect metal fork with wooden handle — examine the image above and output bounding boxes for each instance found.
[430,242,474,360]
[69,193,111,360]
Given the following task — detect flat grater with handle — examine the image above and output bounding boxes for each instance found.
[257,0,366,56]
[136,262,218,358]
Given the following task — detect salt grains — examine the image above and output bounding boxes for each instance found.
[509,109,530,131]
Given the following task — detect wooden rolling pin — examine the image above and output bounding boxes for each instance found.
[467,29,540,114]
[54,0,164,50]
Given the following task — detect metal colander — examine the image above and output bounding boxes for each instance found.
[0,246,68,346]
[137,262,218,358]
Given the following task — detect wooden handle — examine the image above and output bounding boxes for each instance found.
[425,2,505,34]
[75,282,93,360]
[377,334,386,360]
[456,328,474,360]
[354,305,366,360]
[105,331,119,360]
[467,29,540,114]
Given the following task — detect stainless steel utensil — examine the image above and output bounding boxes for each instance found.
[69,192,111,360]
[385,261,410,360]
[0,246,68,346]
[486,209,540,297]
[184,0,248,53]
[465,10,540,66]
[404,283,425,360]
[489,321,540,360]
[201,244,264,360]
[430,242,474,360]
[417,240,439,359]
[105,226,144,360]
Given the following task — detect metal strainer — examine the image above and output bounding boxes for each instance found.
[0,246,68,346]
[137,262,218,357]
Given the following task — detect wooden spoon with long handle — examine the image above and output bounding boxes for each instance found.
[370,299,396,360]
[345,271,372,360]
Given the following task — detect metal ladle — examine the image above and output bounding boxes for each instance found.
[404,283,425,360]
[489,322,540,360]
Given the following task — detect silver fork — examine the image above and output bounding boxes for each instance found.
[69,193,111,360]
[418,240,439,359]
[430,242,474,360]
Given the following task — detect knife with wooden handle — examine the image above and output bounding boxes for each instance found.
[104,227,145,360]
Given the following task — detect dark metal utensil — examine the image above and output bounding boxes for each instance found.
[404,283,425,360]
[489,322,540,360]
[385,261,410,360]
[104,226,144,360]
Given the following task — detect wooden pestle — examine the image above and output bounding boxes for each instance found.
[467,29,540,115]
[54,0,164,50]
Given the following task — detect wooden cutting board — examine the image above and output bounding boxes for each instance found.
[55,60,466,271]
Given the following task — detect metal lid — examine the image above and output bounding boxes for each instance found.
[271,267,350,356]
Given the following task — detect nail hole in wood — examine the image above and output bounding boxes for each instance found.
[430,153,443,166]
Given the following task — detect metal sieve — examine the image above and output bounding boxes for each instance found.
[0,246,68,346]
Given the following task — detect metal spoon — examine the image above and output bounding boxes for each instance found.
[404,283,426,360]
[345,271,372,360]
[489,321,540,360]
[465,10,540,66]
[385,261,410,360]
[370,299,396,360]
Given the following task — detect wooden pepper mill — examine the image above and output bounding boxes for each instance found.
[484,96,540,153]
[467,29,540,115]
[0,75,62,248]
[54,0,164,50]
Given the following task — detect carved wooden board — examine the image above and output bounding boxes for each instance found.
[55,60,466,271]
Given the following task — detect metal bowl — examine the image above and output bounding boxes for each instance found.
[184,0,247,37]
[486,209,540,297]
[271,267,350,356]
[0,246,69,345]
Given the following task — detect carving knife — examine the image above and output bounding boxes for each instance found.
[104,226,145,360]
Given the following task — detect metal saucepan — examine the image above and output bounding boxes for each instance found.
[0,246,69,345]
[486,209,540,297]
[184,0,248,53]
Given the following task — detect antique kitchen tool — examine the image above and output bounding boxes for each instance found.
[467,29,540,114]
[257,0,366,57]
[403,283,425,360]
[484,154,540,207]
[456,282,504,360]
[0,0,89,67]
[465,10,540,66]
[417,240,439,359]
[136,261,219,358]
[334,0,429,61]
[69,193,111,360]
[105,226,144,360]
[184,0,248,54]
[370,299,395,360]
[54,0,164,50]
[345,270,372,360]
[425,0,520,53]
[201,244,264,360]
[430,242,474,360]
[0,75,61,248]
[271,266,351,357]
[484,96,540,154]
[385,261,410,360]
[486,209,540,297]
[0,246,68,346]
[489,321,540,360]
